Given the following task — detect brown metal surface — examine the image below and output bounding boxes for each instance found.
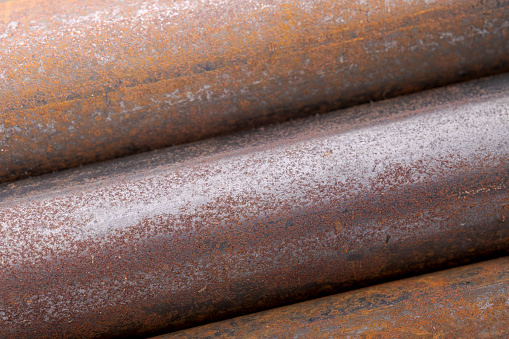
[1,0,509,182]
[1,74,509,338]
[159,257,509,338]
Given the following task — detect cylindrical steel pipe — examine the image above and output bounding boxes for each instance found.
[1,0,509,182]
[158,257,509,338]
[1,74,509,338]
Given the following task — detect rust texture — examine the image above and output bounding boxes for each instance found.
[0,74,509,338]
[159,257,509,338]
[1,0,509,182]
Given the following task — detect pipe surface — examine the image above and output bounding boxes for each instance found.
[157,257,509,338]
[1,74,509,338]
[1,0,509,182]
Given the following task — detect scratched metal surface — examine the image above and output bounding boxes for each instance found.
[158,257,509,338]
[1,74,509,338]
[1,0,509,182]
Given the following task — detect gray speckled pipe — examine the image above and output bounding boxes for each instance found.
[1,74,509,337]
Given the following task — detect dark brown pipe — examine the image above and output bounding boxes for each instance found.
[1,74,509,338]
[157,257,509,338]
[1,0,509,182]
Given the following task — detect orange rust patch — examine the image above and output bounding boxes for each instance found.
[0,0,507,182]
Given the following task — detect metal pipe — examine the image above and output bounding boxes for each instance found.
[1,74,509,338]
[157,256,509,338]
[1,0,509,182]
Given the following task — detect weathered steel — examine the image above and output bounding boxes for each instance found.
[158,257,509,338]
[1,74,509,338]
[1,0,509,182]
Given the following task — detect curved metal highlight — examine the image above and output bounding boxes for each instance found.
[1,0,509,181]
[0,74,509,337]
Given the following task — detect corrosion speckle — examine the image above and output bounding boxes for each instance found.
[0,74,508,337]
[0,0,508,182]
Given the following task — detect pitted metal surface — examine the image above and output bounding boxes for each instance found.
[0,0,508,182]
[0,74,509,337]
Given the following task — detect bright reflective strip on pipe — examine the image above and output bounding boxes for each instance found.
[0,0,508,182]
[0,74,509,337]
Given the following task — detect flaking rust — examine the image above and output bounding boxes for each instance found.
[0,74,508,337]
[0,0,509,181]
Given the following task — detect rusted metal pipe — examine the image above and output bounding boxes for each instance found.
[1,74,509,338]
[157,257,509,338]
[1,0,509,182]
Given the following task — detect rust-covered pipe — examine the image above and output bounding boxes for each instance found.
[1,74,509,338]
[158,257,509,338]
[1,0,509,182]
